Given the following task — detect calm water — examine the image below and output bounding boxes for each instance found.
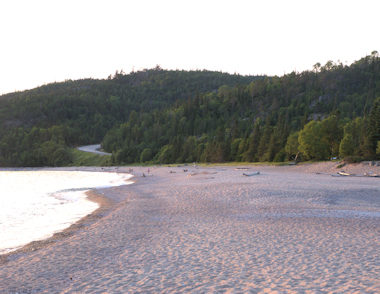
[0,171,132,254]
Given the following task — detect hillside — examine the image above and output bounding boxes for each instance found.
[0,53,379,167]
[103,52,380,165]
[0,68,263,166]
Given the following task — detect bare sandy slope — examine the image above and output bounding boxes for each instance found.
[1,163,380,293]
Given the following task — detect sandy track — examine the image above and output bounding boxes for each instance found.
[77,144,111,156]
[1,163,380,293]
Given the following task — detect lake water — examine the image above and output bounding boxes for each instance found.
[0,171,132,254]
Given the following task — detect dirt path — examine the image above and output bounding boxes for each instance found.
[77,144,111,156]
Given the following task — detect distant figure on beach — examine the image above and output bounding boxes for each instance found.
[148,168,150,173]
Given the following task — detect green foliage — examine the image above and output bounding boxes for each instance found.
[230,139,243,161]
[367,97,380,155]
[284,132,300,161]
[343,156,365,163]
[68,148,111,166]
[40,141,71,166]
[0,69,260,167]
[244,124,260,162]
[298,121,330,161]
[158,145,174,164]
[140,148,153,163]
[0,125,72,167]
[1,54,380,167]
[273,149,286,162]
[339,134,355,158]
[321,115,342,158]
[98,55,380,165]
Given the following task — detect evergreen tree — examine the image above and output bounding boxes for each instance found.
[245,124,261,162]
[230,138,243,161]
[321,115,342,159]
[257,117,272,160]
[367,97,380,155]
[357,117,372,157]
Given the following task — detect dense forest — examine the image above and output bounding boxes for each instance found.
[0,68,262,166]
[1,52,380,167]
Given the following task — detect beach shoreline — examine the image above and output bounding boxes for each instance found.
[0,188,117,264]
[0,167,135,263]
[1,162,379,292]
[1,161,378,262]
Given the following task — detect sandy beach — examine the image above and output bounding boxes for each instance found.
[1,162,380,293]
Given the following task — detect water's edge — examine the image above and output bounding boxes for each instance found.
[0,172,134,263]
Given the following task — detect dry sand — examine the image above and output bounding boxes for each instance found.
[1,162,380,293]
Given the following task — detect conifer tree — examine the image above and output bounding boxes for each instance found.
[367,97,380,155]
[300,111,309,129]
[245,124,261,162]
[257,117,272,160]
[357,117,372,157]
[266,134,278,162]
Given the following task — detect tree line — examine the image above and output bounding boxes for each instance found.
[0,68,262,166]
[102,52,380,165]
[0,53,379,167]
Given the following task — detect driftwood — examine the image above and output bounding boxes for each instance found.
[318,172,340,176]
[338,171,352,176]
[243,171,260,176]
[316,172,334,175]
[364,173,380,177]
[318,171,379,177]
[235,167,249,170]
[187,172,217,177]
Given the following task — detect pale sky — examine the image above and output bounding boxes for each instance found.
[1,0,379,95]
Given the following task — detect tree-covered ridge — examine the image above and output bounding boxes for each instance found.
[1,53,379,167]
[0,68,263,166]
[103,52,380,165]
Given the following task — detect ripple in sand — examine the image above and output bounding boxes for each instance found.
[232,209,380,220]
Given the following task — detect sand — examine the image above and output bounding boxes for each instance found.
[1,162,380,293]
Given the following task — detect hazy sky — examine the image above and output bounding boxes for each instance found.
[1,0,379,95]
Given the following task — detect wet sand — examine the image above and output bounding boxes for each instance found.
[1,162,380,293]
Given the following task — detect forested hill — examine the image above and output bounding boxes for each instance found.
[0,68,263,166]
[1,53,379,167]
[103,52,380,165]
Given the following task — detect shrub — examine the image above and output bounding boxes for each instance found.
[140,148,152,163]
[343,156,365,163]
[273,149,285,162]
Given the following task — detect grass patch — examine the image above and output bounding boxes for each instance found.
[160,161,299,168]
[68,148,111,166]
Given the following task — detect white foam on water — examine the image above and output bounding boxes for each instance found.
[0,171,132,254]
